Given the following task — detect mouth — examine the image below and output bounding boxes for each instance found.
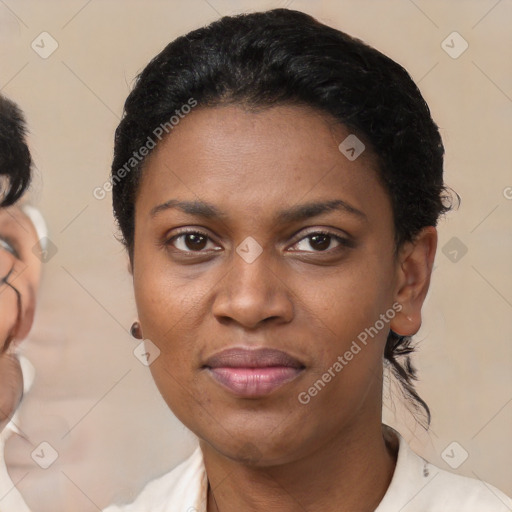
[203,347,305,398]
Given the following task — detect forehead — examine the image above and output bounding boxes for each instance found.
[136,104,389,221]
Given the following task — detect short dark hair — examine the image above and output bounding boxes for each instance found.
[111,8,456,425]
[0,94,32,207]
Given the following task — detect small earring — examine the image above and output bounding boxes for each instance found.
[131,321,143,339]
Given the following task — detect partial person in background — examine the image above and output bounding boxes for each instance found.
[104,9,512,512]
[0,94,46,512]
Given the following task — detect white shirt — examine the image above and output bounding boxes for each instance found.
[104,427,512,512]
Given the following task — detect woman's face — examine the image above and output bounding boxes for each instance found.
[132,104,412,464]
[0,205,42,431]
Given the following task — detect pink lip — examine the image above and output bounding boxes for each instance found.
[203,347,305,397]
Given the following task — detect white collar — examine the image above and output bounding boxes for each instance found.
[104,425,512,511]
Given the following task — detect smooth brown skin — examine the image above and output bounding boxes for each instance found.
[131,104,437,512]
[0,205,42,432]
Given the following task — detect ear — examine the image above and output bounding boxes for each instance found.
[390,226,437,337]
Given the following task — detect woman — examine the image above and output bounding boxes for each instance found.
[104,9,512,511]
[0,94,45,511]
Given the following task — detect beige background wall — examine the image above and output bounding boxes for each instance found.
[1,0,511,510]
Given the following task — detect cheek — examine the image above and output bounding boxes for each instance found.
[0,289,18,350]
[132,259,212,397]
[0,354,23,430]
[132,238,222,336]
[133,248,175,334]
[133,264,208,342]
[292,259,393,413]
[301,260,392,344]
[295,269,390,409]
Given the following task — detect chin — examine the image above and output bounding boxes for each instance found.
[198,424,307,467]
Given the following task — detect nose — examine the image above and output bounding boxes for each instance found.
[211,248,294,329]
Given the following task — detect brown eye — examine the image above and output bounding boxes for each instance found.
[167,231,221,253]
[183,233,207,251]
[290,231,350,253]
[308,234,331,251]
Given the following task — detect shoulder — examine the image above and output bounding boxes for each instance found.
[103,446,206,512]
[423,466,512,511]
[377,428,512,512]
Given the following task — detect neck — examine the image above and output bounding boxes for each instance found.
[203,423,398,512]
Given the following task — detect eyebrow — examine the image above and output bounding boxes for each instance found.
[150,198,367,223]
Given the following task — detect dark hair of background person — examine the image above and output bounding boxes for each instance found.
[0,94,32,207]
[111,8,457,426]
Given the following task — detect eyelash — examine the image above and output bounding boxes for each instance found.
[165,228,352,255]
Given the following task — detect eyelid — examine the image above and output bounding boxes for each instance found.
[0,236,19,258]
[287,225,354,246]
[165,227,222,252]
[287,230,354,252]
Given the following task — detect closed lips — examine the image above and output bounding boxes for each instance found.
[203,347,305,369]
